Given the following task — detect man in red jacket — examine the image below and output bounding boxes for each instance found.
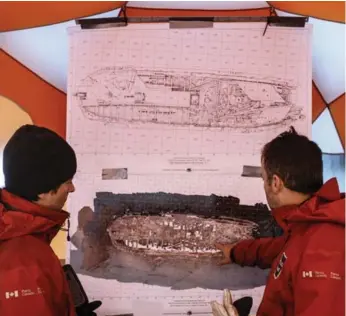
[0,125,101,316]
[216,127,345,316]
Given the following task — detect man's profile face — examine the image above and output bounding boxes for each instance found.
[261,161,278,209]
[39,179,75,210]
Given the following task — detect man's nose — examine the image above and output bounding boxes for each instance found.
[69,183,76,193]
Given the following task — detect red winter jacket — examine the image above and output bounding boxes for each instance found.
[232,178,345,316]
[0,189,76,316]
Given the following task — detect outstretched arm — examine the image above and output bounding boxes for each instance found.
[231,235,287,269]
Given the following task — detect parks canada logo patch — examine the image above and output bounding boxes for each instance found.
[273,252,287,279]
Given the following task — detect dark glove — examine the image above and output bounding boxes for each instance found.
[76,300,102,316]
[233,296,253,316]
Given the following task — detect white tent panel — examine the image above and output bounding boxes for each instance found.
[322,153,345,191]
[312,107,344,154]
[0,32,4,49]
[309,18,345,103]
[276,9,346,104]
[3,23,73,92]
[1,9,120,92]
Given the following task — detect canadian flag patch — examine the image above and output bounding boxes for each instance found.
[5,291,19,299]
[302,271,313,278]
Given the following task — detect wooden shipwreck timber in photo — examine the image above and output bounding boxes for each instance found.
[78,192,282,272]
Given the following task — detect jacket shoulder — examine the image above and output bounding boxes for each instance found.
[305,221,344,243]
[293,221,345,261]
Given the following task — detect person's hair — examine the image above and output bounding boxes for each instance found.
[261,126,323,194]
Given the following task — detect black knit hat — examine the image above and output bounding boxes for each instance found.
[3,124,77,201]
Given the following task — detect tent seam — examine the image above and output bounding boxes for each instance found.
[328,92,346,106]
[313,81,328,105]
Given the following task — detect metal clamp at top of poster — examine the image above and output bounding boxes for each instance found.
[75,4,309,33]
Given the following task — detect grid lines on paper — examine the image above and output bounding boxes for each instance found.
[68,26,310,157]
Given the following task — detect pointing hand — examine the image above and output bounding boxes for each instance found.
[214,242,237,265]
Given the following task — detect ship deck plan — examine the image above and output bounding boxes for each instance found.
[66,23,312,316]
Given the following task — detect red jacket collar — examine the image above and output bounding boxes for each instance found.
[0,189,69,242]
[271,178,344,231]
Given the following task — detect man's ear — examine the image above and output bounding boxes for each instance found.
[271,174,284,194]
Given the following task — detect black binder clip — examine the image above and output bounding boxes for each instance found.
[263,6,308,36]
[76,3,128,29]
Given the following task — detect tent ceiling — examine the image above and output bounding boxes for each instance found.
[0,1,125,32]
[1,1,344,31]
[0,1,344,154]
[2,4,344,103]
[0,49,66,137]
[268,1,345,23]
[1,9,121,92]
[305,17,345,103]
[276,9,345,104]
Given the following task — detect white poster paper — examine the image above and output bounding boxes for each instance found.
[66,22,312,316]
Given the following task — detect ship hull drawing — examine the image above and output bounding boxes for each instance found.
[73,67,304,130]
[70,192,281,290]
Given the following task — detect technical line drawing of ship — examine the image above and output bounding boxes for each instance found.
[73,67,304,130]
[78,192,282,271]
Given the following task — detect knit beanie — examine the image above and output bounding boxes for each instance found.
[3,124,77,201]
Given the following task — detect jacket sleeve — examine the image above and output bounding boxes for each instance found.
[293,239,345,315]
[231,235,287,269]
[0,262,74,316]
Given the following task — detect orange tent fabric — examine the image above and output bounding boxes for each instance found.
[268,1,345,23]
[1,1,344,32]
[0,1,125,32]
[0,50,66,138]
[312,82,327,122]
[0,1,344,149]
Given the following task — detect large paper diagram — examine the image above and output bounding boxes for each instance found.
[66,22,312,316]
